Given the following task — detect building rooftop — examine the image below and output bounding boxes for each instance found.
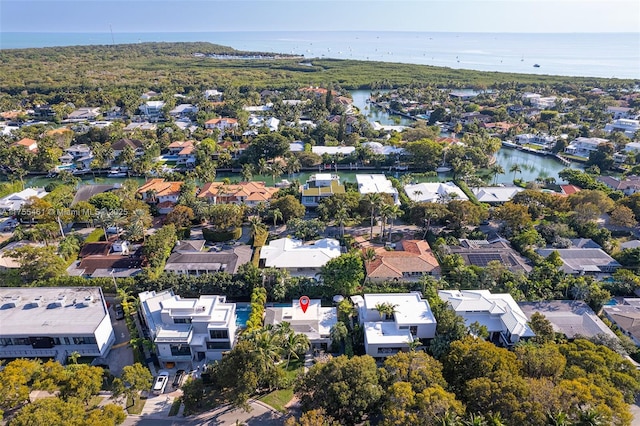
[164,245,252,275]
[361,293,436,326]
[519,300,616,339]
[264,299,337,341]
[364,321,413,345]
[537,248,620,274]
[444,238,531,273]
[404,182,468,203]
[259,238,341,269]
[365,240,439,280]
[0,287,108,336]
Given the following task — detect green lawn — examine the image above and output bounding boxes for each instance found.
[257,358,305,413]
[258,389,294,413]
[126,396,147,415]
[168,397,182,416]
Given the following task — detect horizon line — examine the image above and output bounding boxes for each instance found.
[2,30,638,35]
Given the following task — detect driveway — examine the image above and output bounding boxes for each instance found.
[103,297,133,376]
[122,399,285,426]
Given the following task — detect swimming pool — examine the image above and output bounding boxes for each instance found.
[236,304,251,328]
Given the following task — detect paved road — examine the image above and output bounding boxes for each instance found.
[122,399,285,426]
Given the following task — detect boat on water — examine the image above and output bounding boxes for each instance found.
[436,166,452,173]
[533,64,541,68]
[108,170,127,177]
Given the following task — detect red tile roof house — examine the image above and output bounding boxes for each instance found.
[204,117,239,133]
[198,182,279,207]
[364,240,440,282]
[13,138,38,153]
[138,178,184,215]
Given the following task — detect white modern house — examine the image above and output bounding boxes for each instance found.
[138,290,237,366]
[604,119,640,139]
[351,293,437,358]
[0,187,48,214]
[404,182,468,203]
[472,186,525,204]
[564,137,609,158]
[301,174,345,207]
[311,146,356,156]
[0,287,115,363]
[139,101,166,120]
[515,133,556,149]
[264,299,337,351]
[356,174,400,205]
[259,238,342,277]
[438,290,535,346]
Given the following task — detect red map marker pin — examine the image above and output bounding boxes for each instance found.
[299,296,310,313]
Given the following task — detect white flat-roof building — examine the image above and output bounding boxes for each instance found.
[0,287,115,363]
[404,182,468,203]
[139,290,237,367]
[351,293,437,358]
[311,146,356,156]
[439,290,535,346]
[264,299,337,351]
[564,137,609,158]
[259,238,342,277]
[515,133,556,148]
[356,174,399,205]
[604,119,640,139]
[472,186,525,204]
[0,187,48,214]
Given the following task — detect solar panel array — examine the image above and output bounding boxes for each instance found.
[467,253,503,267]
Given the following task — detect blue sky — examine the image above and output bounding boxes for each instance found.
[1,0,639,33]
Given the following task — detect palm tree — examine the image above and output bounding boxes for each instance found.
[407,338,421,352]
[68,351,81,364]
[361,247,377,275]
[282,332,310,368]
[509,163,522,181]
[127,208,151,242]
[270,162,283,186]
[241,163,254,182]
[385,204,402,243]
[412,189,423,203]
[330,322,349,354]
[490,164,505,185]
[334,207,349,237]
[364,193,383,240]
[257,158,270,179]
[248,216,264,240]
[285,156,301,177]
[374,302,398,320]
[271,208,283,228]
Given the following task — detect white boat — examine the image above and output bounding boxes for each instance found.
[502,140,518,148]
[436,166,452,173]
[108,170,127,177]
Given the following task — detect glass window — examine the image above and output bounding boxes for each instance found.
[206,341,230,350]
[209,329,228,339]
[13,338,30,345]
[170,344,191,356]
[174,318,192,324]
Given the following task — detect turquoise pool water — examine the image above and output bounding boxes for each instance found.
[236,304,251,328]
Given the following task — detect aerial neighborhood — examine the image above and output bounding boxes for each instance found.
[1,43,640,426]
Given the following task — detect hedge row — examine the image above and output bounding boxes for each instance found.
[245,287,267,332]
[202,227,242,242]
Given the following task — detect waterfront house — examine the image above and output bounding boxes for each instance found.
[472,186,525,204]
[515,133,556,149]
[0,187,48,214]
[404,182,468,203]
[311,146,356,156]
[351,292,437,358]
[139,290,237,366]
[364,240,439,282]
[519,300,617,340]
[259,237,341,278]
[124,122,157,132]
[264,299,337,351]
[138,179,183,214]
[198,181,279,207]
[362,141,405,156]
[439,289,535,346]
[0,287,115,363]
[604,118,640,139]
[356,174,400,205]
[112,138,145,159]
[301,174,345,208]
[564,137,610,158]
[166,140,196,168]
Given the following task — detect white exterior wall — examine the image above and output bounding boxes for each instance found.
[94,314,116,357]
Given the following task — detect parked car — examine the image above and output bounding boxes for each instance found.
[153,371,170,395]
[114,304,125,320]
[173,369,185,387]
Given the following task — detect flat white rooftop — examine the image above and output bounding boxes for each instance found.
[356,174,398,196]
[364,321,413,345]
[0,287,108,336]
[362,293,436,325]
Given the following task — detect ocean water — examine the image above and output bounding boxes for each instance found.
[1,31,638,79]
